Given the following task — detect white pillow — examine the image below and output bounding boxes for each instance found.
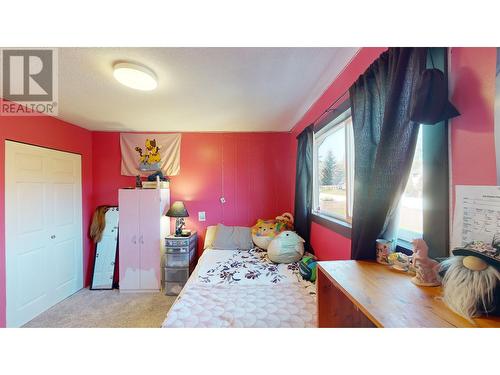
[212,224,253,250]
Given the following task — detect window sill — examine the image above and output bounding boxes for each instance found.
[311,212,351,239]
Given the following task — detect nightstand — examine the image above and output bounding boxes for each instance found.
[164,232,197,295]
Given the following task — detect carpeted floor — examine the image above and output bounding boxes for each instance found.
[23,288,177,328]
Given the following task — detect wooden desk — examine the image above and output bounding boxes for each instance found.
[317,260,500,328]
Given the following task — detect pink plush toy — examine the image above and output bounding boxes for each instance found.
[411,239,441,287]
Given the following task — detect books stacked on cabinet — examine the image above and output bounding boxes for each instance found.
[141,181,169,189]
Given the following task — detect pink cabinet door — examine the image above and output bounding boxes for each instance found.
[118,189,140,290]
[138,190,161,290]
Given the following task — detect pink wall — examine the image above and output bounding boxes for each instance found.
[289,47,499,261]
[449,48,498,203]
[310,222,351,260]
[0,114,93,328]
[92,132,294,255]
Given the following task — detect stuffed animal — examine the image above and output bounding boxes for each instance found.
[251,213,294,250]
[299,256,318,282]
[275,212,294,230]
[252,219,283,249]
[267,231,305,264]
[440,239,500,321]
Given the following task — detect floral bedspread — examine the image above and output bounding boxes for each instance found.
[163,248,317,328]
[197,247,313,292]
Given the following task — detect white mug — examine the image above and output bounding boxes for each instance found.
[375,239,395,265]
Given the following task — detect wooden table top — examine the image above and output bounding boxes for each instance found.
[318,260,500,328]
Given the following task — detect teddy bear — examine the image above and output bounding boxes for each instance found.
[275,212,294,230]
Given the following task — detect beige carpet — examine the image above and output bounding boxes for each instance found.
[23,288,177,328]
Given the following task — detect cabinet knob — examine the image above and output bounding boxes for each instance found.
[50,235,56,239]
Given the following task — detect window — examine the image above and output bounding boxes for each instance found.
[313,108,354,223]
[310,49,449,258]
[398,126,423,243]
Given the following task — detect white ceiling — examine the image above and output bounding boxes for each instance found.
[57,48,359,132]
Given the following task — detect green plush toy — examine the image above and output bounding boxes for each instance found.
[299,256,318,282]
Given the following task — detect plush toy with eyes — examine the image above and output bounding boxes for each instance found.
[251,219,284,250]
[251,213,295,250]
[267,231,305,264]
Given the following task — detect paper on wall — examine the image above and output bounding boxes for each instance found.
[451,185,500,251]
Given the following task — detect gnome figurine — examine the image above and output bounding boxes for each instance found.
[440,238,500,320]
[411,239,441,287]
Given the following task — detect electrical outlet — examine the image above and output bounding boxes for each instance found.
[198,211,206,222]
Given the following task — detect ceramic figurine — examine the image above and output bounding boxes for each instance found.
[411,239,441,286]
[376,239,394,265]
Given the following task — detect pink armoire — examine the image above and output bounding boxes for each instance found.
[118,188,170,291]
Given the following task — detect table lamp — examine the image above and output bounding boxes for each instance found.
[166,201,189,236]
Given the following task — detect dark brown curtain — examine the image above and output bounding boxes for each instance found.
[294,124,314,252]
[350,47,427,260]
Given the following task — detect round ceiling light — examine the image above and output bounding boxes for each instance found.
[113,62,158,91]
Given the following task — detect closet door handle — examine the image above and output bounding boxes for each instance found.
[139,235,144,244]
[132,235,137,244]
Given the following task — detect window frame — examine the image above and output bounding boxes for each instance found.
[312,103,354,225]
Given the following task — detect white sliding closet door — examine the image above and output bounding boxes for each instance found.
[5,141,83,327]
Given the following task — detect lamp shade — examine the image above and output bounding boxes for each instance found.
[166,201,189,218]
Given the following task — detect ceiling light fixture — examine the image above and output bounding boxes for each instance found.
[113,62,158,91]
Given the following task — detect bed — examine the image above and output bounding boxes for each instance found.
[162,246,317,328]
